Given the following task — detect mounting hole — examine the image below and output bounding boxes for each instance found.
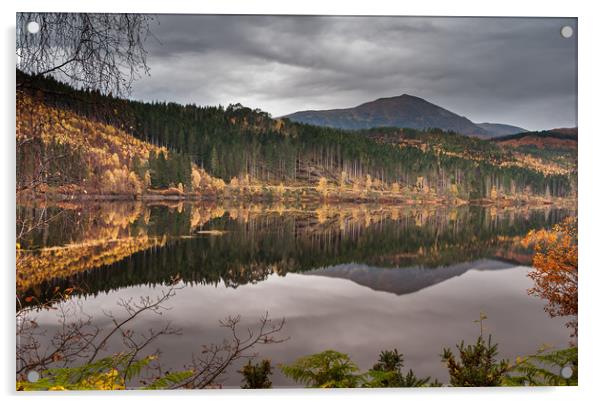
[27,370,40,382]
[26,21,40,34]
[560,25,574,39]
[561,365,573,379]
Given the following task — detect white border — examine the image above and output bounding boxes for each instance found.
[2,1,600,403]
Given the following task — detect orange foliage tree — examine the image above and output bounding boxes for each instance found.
[522,217,577,337]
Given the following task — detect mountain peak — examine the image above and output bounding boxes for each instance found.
[399,93,423,99]
[371,93,425,102]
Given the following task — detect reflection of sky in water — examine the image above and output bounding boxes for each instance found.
[31,263,569,387]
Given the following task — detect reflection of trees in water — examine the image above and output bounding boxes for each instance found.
[17,202,574,304]
[17,202,148,248]
[17,235,167,296]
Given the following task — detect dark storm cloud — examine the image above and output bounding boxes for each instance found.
[131,15,577,130]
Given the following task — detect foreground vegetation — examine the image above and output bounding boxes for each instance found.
[17,320,577,390]
[274,338,577,388]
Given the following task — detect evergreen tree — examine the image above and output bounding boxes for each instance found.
[238,359,273,389]
[441,335,509,387]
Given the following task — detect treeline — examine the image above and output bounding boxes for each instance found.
[17,70,574,198]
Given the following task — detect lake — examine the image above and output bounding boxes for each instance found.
[16,202,575,387]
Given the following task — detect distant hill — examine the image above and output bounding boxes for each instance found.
[283,94,523,137]
[494,128,578,150]
[476,122,527,137]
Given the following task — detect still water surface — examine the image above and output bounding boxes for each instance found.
[18,202,573,387]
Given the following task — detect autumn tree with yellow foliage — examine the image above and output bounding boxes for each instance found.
[16,94,228,198]
[522,217,578,337]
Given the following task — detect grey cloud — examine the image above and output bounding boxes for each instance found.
[131,15,577,130]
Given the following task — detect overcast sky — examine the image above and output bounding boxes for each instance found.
[131,15,577,131]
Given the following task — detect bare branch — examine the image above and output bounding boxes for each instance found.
[169,312,287,389]
[17,13,154,96]
[17,283,287,389]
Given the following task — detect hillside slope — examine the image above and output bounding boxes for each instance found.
[476,122,526,137]
[16,93,224,199]
[494,128,577,174]
[494,128,577,147]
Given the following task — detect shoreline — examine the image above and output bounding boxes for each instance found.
[17,190,577,209]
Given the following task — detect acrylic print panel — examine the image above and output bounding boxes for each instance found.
[15,14,577,390]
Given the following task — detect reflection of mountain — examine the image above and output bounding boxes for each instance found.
[307,259,515,296]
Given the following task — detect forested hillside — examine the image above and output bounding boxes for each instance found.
[16,70,575,203]
[494,128,578,176]
[16,93,224,199]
